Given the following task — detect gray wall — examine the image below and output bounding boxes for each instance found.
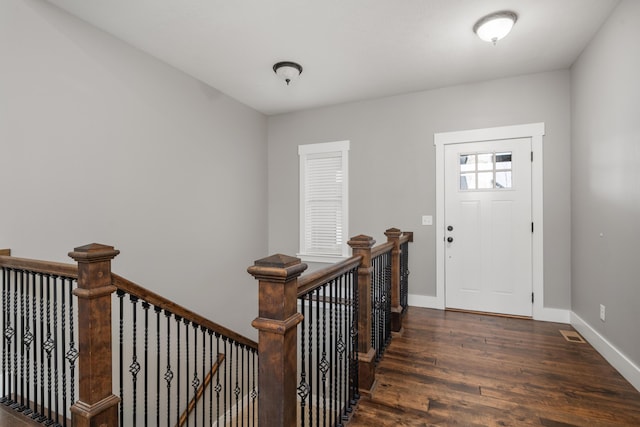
[268,70,572,309]
[0,0,267,338]
[571,0,640,365]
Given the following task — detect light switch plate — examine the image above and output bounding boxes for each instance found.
[422,215,433,226]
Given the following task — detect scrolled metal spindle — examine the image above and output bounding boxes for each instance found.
[52,275,60,422]
[350,267,360,408]
[233,343,242,425]
[182,317,190,427]
[31,272,40,419]
[117,289,125,427]
[44,275,53,423]
[298,295,308,427]
[176,315,183,427]
[190,321,200,427]
[165,310,174,426]
[215,334,221,425]
[142,301,150,426]
[129,295,140,426]
[1,267,8,405]
[12,269,19,411]
[59,276,67,424]
[65,277,78,427]
[37,273,46,423]
[155,306,162,427]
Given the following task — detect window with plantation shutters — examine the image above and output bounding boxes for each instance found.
[298,141,350,263]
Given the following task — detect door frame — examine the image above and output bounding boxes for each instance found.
[434,123,545,319]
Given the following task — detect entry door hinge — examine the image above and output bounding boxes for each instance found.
[531,222,534,233]
[532,292,535,303]
[531,151,534,162]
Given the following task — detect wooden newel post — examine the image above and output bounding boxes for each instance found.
[385,228,403,333]
[248,254,307,427]
[347,234,377,393]
[68,243,120,427]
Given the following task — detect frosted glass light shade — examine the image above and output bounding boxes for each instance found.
[474,11,518,44]
[273,61,303,85]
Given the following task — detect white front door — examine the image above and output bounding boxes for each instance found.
[444,138,532,316]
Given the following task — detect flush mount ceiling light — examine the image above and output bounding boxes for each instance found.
[273,61,303,85]
[473,11,518,45]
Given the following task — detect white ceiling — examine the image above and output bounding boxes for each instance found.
[46,0,618,116]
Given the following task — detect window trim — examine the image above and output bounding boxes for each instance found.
[298,140,350,263]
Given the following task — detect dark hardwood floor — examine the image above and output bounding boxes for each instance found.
[349,307,640,426]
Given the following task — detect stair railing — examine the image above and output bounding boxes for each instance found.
[1,243,258,427]
[248,227,413,427]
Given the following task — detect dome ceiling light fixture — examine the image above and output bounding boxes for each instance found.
[473,11,518,45]
[273,61,303,85]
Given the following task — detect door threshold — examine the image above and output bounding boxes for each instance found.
[445,307,532,320]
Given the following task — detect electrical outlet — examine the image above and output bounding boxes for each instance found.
[422,215,433,226]
[600,304,606,322]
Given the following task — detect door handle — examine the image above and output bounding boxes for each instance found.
[447,237,454,243]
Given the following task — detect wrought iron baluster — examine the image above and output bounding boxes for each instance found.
[155,306,162,427]
[251,348,257,427]
[308,292,313,426]
[130,295,140,426]
[227,339,232,427]
[183,318,190,427]
[1,267,8,404]
[209,330,214,427]
[44,274,54,423]
[201,326,206,427]
[66,278,78,427]
[165,310,174,426]
[117,289,125,426]
[142,301,150,427]
[351,268,360,409]
[215,334,221,425]
[315,287,321,424]
[52,275,60,422]
[298,295,307,427]
[234,342,240,427]
[176,315,182,427]
[329,278,341,425]
[37,273,46,422]
[337,274,345,423]
[13,269,21,411]
[31,272,41,419]
[222,337,228,426]
[59,276,67,424]
[20,271,32,415]
[191,321,200,427]
[321,283,329,426]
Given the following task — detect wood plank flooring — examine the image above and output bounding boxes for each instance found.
[348,308,640,426]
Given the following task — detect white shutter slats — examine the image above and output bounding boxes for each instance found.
[299,141,349,260]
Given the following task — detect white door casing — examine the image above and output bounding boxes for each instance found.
[444,138,532,316]
[433,123,547,320]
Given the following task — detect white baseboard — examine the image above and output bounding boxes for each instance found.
[408,294,443,309]
[571,312,640,392]
[534,307,570,323]
[409,294,570,323]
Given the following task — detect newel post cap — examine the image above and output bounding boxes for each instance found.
[68,243,120,263]
[247,254,307,282]
[347,234,376,249]
[384,228,402,239]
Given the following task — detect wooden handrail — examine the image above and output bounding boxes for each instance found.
[371,241,394,258]
[112,274,257,350]
[400,232,413,244]
[0,254,78,278]
[297,256,362,297]
[176,353,226,427]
